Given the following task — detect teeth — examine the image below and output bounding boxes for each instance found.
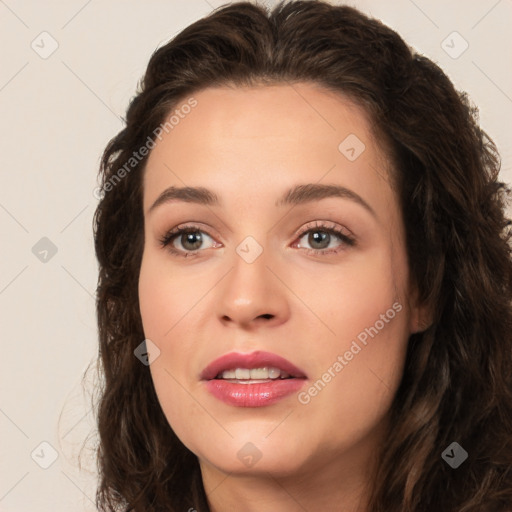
[235,368,250,380]
[268,367,280,379]
[219,367,291,380]
[250,368,268,379]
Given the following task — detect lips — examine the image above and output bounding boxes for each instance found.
[200,350,308,407]
[200,350,307,381]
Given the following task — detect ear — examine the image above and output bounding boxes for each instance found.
[408,283,434,334]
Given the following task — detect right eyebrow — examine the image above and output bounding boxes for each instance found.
[147,186,220,215]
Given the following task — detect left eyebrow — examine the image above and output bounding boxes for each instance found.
[275,183,377,218]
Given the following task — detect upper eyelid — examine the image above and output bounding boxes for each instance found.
[167,220,348,237]
[296,220,352,237]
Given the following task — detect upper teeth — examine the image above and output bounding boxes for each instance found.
[219,367,290,380]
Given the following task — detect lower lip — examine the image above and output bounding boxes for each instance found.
[204,378,307,407]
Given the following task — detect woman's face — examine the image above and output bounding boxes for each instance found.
[138,82,427,481]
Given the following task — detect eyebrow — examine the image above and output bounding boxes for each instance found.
[276,183,376,217]
[147,183,376,218]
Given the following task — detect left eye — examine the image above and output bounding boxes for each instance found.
[294,225,355,254]
[297,229,343,250]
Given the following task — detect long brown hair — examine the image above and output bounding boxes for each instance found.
[92,1,512,510]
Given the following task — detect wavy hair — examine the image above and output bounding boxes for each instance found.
[91,1,512,510]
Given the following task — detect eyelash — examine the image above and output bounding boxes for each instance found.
[158,221,356,259]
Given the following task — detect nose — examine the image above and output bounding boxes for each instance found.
[216,249,290,329]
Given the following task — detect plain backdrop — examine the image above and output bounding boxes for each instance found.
[0,0,511,510]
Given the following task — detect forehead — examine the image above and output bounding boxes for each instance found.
[142,82,394,215]
[152,82,375,150]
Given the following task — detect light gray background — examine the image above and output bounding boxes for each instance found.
[1,0,511,510]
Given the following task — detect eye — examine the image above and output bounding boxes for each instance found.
[158,224,220,258]
[293,221,355,256]
[159,220,355,259]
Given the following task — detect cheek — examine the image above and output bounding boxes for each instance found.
[293,247,409,436]
[138,253,209,440]
[138,250,202,340]
[305,246,406,342]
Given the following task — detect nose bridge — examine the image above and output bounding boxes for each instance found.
[227,237,272,303]
[216,233,288,325]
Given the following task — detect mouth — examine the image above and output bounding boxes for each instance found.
[215,366,296,382]
[200,350,307,381]
[200,350,307,407]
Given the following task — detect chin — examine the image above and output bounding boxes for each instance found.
[201,452,308,478]
[193,434,311,477]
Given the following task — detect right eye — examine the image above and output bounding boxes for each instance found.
[159,225,221,257]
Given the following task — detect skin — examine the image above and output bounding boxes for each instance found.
[138,82,430,512]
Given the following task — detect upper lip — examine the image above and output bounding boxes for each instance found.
[200,350,307,380]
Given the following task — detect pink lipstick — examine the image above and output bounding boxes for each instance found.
[200,350,307,407]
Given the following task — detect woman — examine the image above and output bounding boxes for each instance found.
[92,1,512,510]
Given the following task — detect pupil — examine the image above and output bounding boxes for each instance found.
[309,231,329,249]
[182,232,202,250]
